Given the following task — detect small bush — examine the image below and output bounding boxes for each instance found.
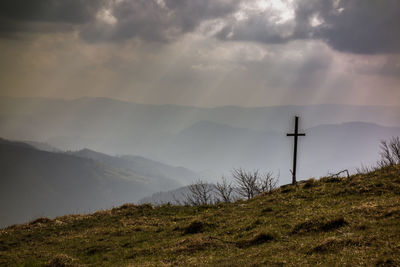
[378,136,400,167]
[232,168,278,199]
[184,180,214,206]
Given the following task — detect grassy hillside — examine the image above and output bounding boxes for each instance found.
[1,165,400,266]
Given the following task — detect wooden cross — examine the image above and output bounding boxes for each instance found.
[286,116,306,184]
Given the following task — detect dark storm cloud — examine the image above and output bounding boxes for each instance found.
[0,0,105,35]
[217,0,400,54]
[0,0,241,42]
[80,0,240,42]
[0,0,104,23]
[1,0,400,55]
[304,0,400,54]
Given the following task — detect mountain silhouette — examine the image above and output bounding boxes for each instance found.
[0,140,196,227]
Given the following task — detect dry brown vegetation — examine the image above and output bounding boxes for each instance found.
[0,165,400,266]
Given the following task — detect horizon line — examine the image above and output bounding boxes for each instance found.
[1,95,400,109]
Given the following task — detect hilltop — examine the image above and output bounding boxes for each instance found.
[1,165,400,266]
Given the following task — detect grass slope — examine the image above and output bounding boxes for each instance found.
[1,165,400,266]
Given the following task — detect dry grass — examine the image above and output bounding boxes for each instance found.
[0,165,399,266]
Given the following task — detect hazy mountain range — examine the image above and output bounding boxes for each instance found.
[0,138,196,227]
[68,148,195,186]
[1,97,399,182]
[1,97,400,227]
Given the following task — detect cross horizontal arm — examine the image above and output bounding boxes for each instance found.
[286,133,306,136]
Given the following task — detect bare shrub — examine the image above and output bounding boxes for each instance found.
[380,139,396,166]
[232,168,278,200]
[184,180,214,206]
[379,136,400,167]
[184,169,278,205]
[390,136,400,162]
[215,176,234,203]
[258,171,278,194]
[232,168,260,199]
[356,137,400,174]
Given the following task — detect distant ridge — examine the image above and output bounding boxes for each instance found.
[0,138,195,227]
[69,148,196,186]
[1,96,399,182]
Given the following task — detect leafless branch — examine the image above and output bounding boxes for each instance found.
[257,171,278,194]
[184,180,214,206]
[232,168,259,199]
[215,176,234,203]
[378,136,400,167]
[232,168,278,199]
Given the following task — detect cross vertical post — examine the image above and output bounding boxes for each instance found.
[286,116,306,184]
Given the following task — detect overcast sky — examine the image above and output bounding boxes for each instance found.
[0,0,399,107]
